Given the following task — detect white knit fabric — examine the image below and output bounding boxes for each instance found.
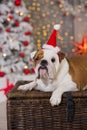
[54,24,60,30]
[43,44,60,53]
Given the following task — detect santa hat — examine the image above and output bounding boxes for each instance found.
[43,24,60,53]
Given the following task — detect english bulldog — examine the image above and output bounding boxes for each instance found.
[18,49,87,106]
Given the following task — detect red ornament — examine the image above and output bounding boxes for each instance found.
[23,68,30,75]
[9,15,13,20]
[0,71,5,77]
[24,31,32,35]
[31,68,35,73]
[14,21,20,27]
[6,28,11,33]
[14,0,21,6]
[22,41,29,46]
[23,16,29,22]
[72,33,87,54]
[19,52,25,58]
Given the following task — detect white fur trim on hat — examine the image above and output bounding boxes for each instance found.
[54,24,60,30]
[43,44,60,53]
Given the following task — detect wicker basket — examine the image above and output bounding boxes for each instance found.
[7,81,87,130]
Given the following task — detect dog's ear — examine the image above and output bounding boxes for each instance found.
[31,51,37,59]
[58,51,65,62]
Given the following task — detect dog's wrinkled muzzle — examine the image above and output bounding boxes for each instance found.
[38,66,48,79]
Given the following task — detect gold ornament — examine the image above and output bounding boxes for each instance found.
[37,40,41,50]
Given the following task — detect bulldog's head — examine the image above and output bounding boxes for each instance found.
[31,49,65,81]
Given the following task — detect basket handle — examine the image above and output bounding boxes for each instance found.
[66,92,75,122]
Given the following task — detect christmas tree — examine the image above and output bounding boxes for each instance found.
[0,0,35,82]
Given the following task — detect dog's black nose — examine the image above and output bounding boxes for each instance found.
[40,60,48,66]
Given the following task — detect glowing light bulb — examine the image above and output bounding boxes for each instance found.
[24,65,28,69]
[3,53,7,57]
[20,12,24,16]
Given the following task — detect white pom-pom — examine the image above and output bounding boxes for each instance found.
[54,24,60,30]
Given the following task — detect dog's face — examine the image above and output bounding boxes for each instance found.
[31,49,61,81]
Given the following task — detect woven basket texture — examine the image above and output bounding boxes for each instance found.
[7,81,87,130]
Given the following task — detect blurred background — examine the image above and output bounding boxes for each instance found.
[0,0,87,100]
[25,0,87,54]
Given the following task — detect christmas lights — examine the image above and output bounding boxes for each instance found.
[25,0,87,55]
[0,0,35,79]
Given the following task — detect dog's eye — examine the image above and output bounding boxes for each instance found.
[51,58,55,63]
[34,57,39,61]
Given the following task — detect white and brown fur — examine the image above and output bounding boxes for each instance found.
[18,49,87,106]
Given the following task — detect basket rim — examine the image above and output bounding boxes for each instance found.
[7,80,87,99]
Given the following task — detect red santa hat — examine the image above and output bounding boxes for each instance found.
[43,24,60,53]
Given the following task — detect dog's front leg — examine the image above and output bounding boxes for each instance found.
[50,82,77,106]
[50,88,63,106]
[18,79,38,91]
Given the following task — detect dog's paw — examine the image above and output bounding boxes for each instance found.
[18,84,31,91]
[50,93,61,106]
[18,82,37,91]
